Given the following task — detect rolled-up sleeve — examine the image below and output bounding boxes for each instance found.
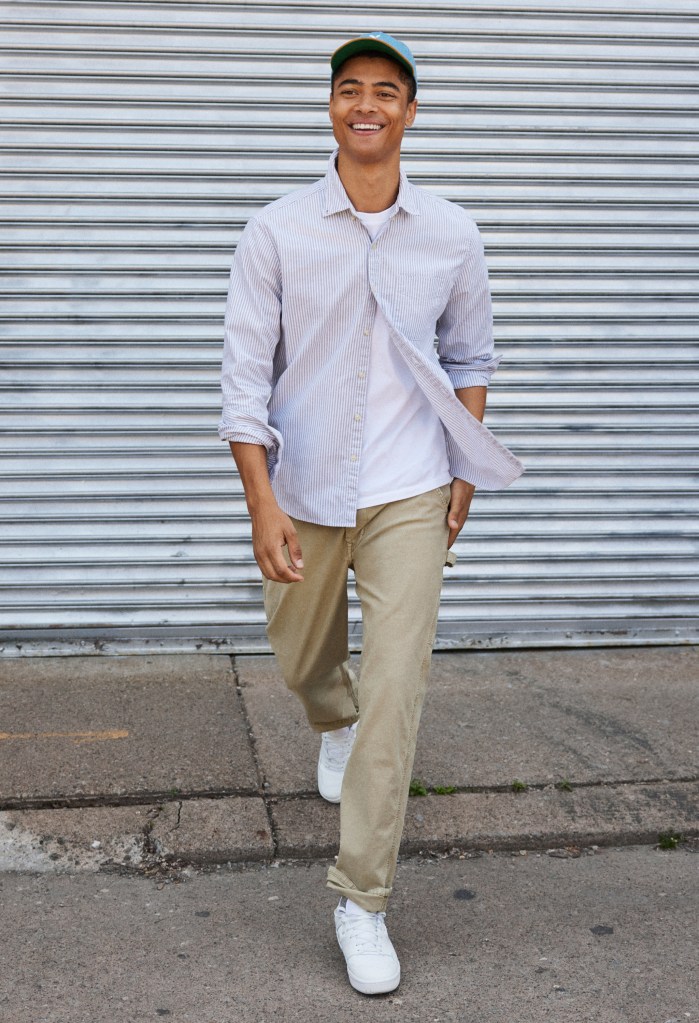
[436,219,501,389]
[218,217,284,465]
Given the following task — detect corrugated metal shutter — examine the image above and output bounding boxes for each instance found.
[1,0,698,655]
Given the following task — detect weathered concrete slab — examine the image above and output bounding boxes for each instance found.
[272,796,340,859]
[150,797,274,864]
[2,848,697,1022]
[272,781,699,859]
[0,656,258,803]
[238,648,699,795]
[0,803,155,872]
[5,779,694,874]
[0,797,274,873]
[401,780,699,855]
[235,655,317,794]
[417,647,699,789]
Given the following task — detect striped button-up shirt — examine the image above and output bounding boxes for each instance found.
[219,150,524,527]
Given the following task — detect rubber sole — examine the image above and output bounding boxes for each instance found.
[347,966,400,996]
[318,789,342,803]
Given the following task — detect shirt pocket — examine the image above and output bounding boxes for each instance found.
[396,271,452,332]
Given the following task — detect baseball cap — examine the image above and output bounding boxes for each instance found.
[330,32,417,85]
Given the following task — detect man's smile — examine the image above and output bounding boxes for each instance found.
[349,122,385,133]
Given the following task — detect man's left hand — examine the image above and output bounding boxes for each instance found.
[447,478,475,548]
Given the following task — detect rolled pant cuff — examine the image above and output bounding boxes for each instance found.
[310,714,359,734]
[326,865,391,913]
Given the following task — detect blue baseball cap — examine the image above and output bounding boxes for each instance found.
[330,32,417,86]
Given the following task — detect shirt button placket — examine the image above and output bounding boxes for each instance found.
[352,308,372,461]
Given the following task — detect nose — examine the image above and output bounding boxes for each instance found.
[356,92,378,113]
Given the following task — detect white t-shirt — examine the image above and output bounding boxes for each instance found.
[355,205,452,508]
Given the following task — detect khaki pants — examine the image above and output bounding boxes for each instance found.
[263,484,450,912]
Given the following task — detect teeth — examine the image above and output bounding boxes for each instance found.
[352,123,382,130]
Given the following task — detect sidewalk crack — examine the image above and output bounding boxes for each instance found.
[231,655,279,859]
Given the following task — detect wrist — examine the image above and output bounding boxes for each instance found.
[246,487,278,515]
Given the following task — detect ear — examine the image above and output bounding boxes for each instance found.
[405,98,418,128]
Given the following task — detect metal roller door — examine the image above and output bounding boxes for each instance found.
[1,0,698,655]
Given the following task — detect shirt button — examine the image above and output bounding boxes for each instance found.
[350,455,358,462]
[358,371,366,379]
[354,414,361,421]
[363,329,370,336]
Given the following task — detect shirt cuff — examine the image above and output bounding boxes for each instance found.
[446,370,492,389]
[218,427,271,446]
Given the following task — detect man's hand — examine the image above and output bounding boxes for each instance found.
[447,478,475,548]
[251,500,304,583]
[229,441,304,584]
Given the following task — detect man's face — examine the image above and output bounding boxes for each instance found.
[329,54,417,164]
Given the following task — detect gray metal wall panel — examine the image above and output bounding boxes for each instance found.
[1,0,698,653]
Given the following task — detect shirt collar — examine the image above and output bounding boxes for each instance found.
[322,148,420,218]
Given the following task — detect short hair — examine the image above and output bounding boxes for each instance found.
[331,49,417,104]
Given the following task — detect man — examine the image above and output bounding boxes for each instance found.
[219,32,523,995]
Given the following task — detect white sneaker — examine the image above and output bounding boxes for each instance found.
[317,723,357,803]
[334,897,401,995]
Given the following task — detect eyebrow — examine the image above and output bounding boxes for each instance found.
[337,77,401,91]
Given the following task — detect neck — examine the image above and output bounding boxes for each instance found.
[335,151,401,213]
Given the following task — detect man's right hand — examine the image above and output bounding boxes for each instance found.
[229,441,304,584]
[250,500,304,583]
[229,441,304,583]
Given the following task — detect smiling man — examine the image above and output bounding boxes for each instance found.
[220,32,523,994]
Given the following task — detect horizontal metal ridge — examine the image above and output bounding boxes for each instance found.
[0,580,696,599]
[2,197,697,217]
[5,58,699,78]
[1,314,698,325]
[5,437,697,453]
[1,165,696,183]
[3,3,699,26]
[1,522,694,539]
[4,149,699,171]
[3,111,699,136]
[0,36,698,57]
[3,554,695,571]
[0,592,695,612]
[10,271,698,290]
[3,337,697,349]
[0,508,692,523]
[2,429,696,442]
[2,462,694,478]
[3,535,695,551]
[3,21,699,45]
[15,373,682,388]
[2,479,698,494]
[2,91,699,110]
[3,401,697,414]
[3,71,699,94]
[1,106,698,137]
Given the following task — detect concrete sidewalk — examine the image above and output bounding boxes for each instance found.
[0,647,697,873]
[3,847,697,1022]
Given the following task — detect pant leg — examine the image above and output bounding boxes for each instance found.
[326,485,450,912]
[263,517,359,732]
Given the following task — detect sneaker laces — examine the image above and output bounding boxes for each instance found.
[321,724,356,769]
[340,911,389,955]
